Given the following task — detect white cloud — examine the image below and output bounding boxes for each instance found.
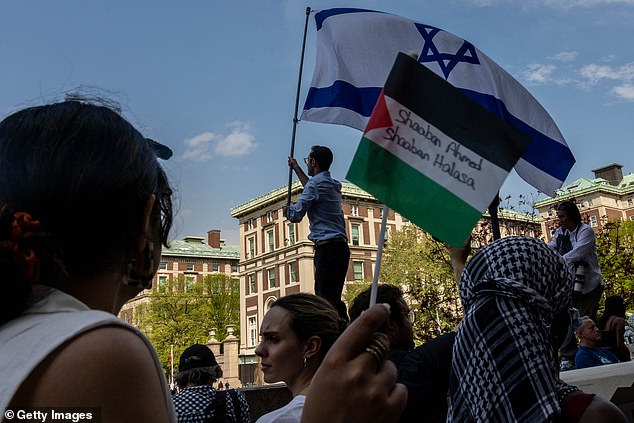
[182,132,216,161]
[552,51,578,62]
[579,62,634,85]
[611,84,634,100]
[213,123,256,157]
[181,123,256,161]
[523,64,557,83]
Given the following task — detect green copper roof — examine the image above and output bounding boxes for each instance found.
[534,172,634,207]
[163,237,239,259]
[230,180,377,217]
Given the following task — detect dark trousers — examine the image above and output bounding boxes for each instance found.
[314,240,350,322]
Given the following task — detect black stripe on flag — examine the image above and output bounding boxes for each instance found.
[384,53,531,172]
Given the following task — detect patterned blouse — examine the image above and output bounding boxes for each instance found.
[173,385,251,423]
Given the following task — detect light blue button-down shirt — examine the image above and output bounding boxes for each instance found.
[287,171,347,243]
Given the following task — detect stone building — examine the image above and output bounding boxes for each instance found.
[118,229,240,326]
[534,163,634,241]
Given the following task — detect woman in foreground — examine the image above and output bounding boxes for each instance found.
[0,100,176,421]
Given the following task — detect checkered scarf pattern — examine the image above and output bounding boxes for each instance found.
[448,236,575,422]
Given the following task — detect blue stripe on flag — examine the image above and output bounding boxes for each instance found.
[315,8,382,30]
[303,81,382,118]
[461,89,575,182]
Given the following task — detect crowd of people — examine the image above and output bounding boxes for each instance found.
[0,99,630,423]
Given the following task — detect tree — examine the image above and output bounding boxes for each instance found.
[138,274,240,375]
[596,219,634,307]
[379,224,463,343]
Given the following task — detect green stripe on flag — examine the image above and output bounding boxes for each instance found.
[347,137,482,247]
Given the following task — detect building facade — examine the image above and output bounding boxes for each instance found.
[230,181,409,385]
[118,229,239,325]
[534,164,634,241]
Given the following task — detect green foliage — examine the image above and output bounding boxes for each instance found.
[596,219,634,307]
[380,225,463,343]
[138,274,241,376]
[343,281,372,306]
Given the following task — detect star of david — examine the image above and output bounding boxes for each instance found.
[415,23,480,79]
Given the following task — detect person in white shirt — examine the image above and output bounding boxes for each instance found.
[255,294,345,423]
[548,200,604,320]
[549,200,604,369]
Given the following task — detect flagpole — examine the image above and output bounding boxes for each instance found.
[170,344,174,388]
[287,6,312,207]
[488,193,501,240]
[369,205,390,306]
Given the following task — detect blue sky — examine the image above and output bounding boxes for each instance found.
[2,0,633,245]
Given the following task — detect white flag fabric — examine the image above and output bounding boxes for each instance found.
[301,8,575,196]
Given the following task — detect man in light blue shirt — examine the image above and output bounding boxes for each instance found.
[285,146,350,322]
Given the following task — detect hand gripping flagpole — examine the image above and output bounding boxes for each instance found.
[369,205,390,306]
[287,7,312,207]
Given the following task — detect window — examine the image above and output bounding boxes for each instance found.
[267,267,276,289]
[158,275,168,288]
[266,210,274,223]
[185,275,195,290]
[248,237,255,259]
[248,316,258,347]
[186,263,194,271]
[589,216,598,227]
[587,198,593,206]
[379,207,384,218]
[287,223,295,246]
[247,218,254,230]
[267,230,274,252]
[231,263,238,273]
[351,205,359,216]
[159,262,167,270]
[212,263,220,272]
[353,261,364,280]
[351,224,360,246]
[628,198,633,206]
[248,273,257,294]
[288,262,297,283]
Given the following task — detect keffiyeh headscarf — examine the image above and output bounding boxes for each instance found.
[448,236,576,422]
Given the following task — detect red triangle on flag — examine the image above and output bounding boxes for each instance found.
[363,89,393,135]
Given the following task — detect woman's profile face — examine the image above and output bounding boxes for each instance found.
[255,306,306,385]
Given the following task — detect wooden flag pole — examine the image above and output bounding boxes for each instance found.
[287,7,311,207]
[369,205,390,306]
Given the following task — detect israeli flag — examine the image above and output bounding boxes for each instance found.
[301,8,575,196]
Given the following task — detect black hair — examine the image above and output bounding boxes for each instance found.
[598,295,627,329]
[0,100,173,324]
[309,145,333,171]
[271,293,342,362]
[349,284,407,325]
[556,201,581,225]
[175,366,223,389]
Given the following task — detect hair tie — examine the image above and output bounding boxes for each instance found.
[11,212,41,240]
[3,212,42,283]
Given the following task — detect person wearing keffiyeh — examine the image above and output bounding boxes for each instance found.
[448,236,579,422]
[447,236,628,423]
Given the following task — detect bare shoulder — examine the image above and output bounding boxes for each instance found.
[578,395,627,423]
[10,325,174,422]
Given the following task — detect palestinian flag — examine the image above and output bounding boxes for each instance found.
[346,53,531,247]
